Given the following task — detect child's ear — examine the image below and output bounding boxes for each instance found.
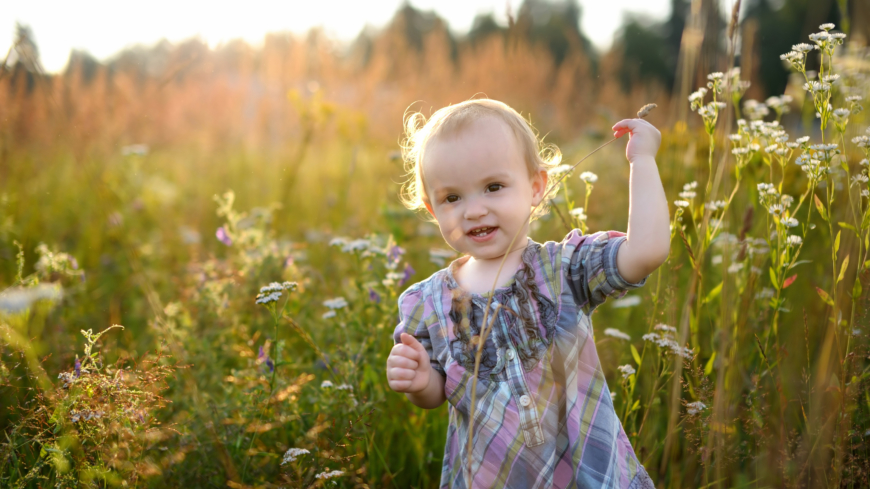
[530,169,548,206]
[424,201,436,219]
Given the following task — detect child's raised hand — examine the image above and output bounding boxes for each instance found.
[612,118,661,164]
[387,333,432,393]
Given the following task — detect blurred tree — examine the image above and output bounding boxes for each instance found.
[65,50,101,84]
[614,0,724,94]
[3,23,45,92]
[515,0,593,66]
[742,0,840,97]
[467,13,506,46]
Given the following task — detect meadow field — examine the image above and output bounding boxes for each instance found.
[1,3,870,488]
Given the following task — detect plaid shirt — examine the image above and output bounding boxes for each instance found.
[393,230,656,489]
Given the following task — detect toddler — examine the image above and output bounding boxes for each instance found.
[386,99,668,488]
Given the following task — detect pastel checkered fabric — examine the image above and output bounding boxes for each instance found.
[393,230,655,489]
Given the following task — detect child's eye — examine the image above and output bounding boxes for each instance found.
[445,195,460,203]
[486,183,504,193]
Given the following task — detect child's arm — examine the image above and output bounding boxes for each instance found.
[611,119,671,284]
[387,333,447,409]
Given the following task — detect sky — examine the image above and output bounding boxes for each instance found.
[1,0,673,74]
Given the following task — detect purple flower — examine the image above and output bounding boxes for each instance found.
[74,357,81,378]
[258,345,275,373]
[388,245,405,263]
[216,226,233,246]
[400,263,415,286]
[368,288,381,304]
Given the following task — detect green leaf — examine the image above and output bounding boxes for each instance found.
[770,267,780,290]
[704,352,717,376]
[853,277,863,300]
[862,208,870,230]
[631,344,642,367]
[814,194,828,221]
[816,287,835,307]
[838,222,858,236]
[838,255,850,284]
[835,230,841,255]
[704,282,723,303]
[788,260,813,270]
[631,399,641,412]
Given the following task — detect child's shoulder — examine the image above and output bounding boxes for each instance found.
[397,267,450,307]
[540,229,628,255]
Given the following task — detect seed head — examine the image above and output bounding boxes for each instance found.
[637,103,657,118]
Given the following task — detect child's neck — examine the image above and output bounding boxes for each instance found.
[454,238,528,295]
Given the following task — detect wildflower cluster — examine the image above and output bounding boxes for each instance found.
[255,281,297,305]
[781,24,848,130]
[643,324,694,359]
[688,73,728,135]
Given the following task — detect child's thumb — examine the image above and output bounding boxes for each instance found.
[400,333,424,351]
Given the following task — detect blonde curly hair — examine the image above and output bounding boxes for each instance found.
[399,98,562,220]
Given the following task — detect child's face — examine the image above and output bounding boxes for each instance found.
[422,116,547,261]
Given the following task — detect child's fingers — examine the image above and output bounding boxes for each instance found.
[391,342,420,362]
[611,118,639,138]
[388,378,412,392]
[388,366,417,381]
[387,354,419,370]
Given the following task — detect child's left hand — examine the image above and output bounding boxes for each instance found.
[612,119,661,164]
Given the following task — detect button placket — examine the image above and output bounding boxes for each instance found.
[491,299,545,447]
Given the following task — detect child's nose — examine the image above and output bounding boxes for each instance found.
[463,198,489,220]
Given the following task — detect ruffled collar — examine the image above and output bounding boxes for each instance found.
[443,238,533,300]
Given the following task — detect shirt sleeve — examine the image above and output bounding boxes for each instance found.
[392,284,445,377]
[563,229,648,315]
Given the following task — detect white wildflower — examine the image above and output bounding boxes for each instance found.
[687,401,707,415]
[768,204,784,216]
[315,470,345,480]
[679,190,697,199]
[781,217,799,228]
[548,164,572,178]
[617,364,636,379]
[674,200,690,208]
[604,328,631,341]
[728,262,744,274]
[569,207,587,221]
[611,295,641,308]
[322,310,336,319]
[321,380,334,389]
[786,235,803,246]
[255,292,282,305]
[323,297,348,309]
[654,324,677,333]
[579,171,598,184]
[281,448,310,465]
[819,23,835,31]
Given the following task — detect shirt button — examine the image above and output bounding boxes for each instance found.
[519,395,531,407]
[506,349,516,360]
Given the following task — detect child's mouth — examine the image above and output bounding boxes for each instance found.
[467,226,498,242]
